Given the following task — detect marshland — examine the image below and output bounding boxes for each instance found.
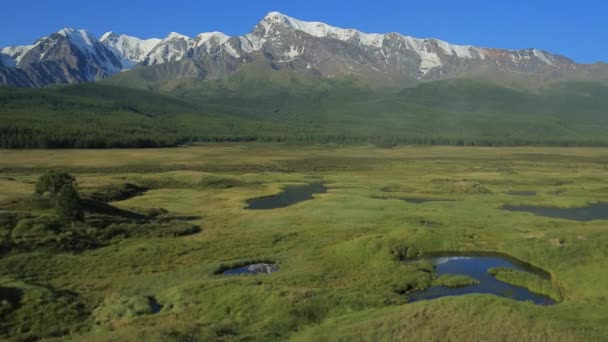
[1,144,607,341]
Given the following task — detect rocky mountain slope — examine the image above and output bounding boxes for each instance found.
[0,12,598,87]
[1,28,121,87]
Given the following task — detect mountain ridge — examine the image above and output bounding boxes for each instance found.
[0,11,601,88]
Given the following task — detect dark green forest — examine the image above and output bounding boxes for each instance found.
[1,76,608,148]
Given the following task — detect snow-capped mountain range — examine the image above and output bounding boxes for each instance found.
[0,12,581,87]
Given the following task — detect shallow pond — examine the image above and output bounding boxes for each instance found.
[402,198,455,204]
[507,191,537,197]
[148,297,163,314]
[503,202,608,221]
[406,253,555,305]
[222,263,279,275]
[374,196,455,204]
[247,183,327,210]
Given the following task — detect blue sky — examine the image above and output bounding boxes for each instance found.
[1,0,606,63]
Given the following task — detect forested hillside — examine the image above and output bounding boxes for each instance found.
[2,76,608,148]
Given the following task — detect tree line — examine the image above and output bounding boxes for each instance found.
[3,129,608,149]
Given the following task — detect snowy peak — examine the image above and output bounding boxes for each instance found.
[263,11,286,21]
[165,32,190,41]
[50,28,122,75]
[56,28,98,53]
[142,31,235,65]
[57,28,94,39]
[192,32,230,48]
[257,12,384,48]
[100,31,116,41]
[255,11,485,60]
[143,32,191,65]
[100,32,161,69]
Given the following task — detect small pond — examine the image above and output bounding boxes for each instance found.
[148,296,163,314]
[406,253,555,305]
[507,191,537,197]
[222,263,279,275]
[402,198,455,204]
[374,196,455,204]
[503,202,608,221]
[247,183,327,210]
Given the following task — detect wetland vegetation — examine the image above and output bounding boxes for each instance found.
[0,144,607,340]
[507,190,537,197]
[503,201,608,221]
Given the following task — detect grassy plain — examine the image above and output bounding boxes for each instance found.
[0,144,607,341]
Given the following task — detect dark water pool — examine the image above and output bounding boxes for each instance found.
[503,202,608,221]
[247,183,327,210]
[402,198,455,204]
[507,191,537,197]
[374,196,455,204]
[148,297,163,314]
[222,263,279,275]
[406,254,555,305]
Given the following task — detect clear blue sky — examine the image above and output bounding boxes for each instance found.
[1,0,606,63]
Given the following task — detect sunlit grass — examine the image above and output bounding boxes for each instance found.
[1,144,607,340]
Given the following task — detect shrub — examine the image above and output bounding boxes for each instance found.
[34,171,76,197]
[11,217,61,245]
[85,183,148,202]
[56,183,84,223]
[197,176,248,189]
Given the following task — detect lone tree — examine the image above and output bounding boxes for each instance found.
[56,183,84,223]
[35,171,76,197]
[34,171,84,223]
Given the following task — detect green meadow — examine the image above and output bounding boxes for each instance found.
[1,144,607,341]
